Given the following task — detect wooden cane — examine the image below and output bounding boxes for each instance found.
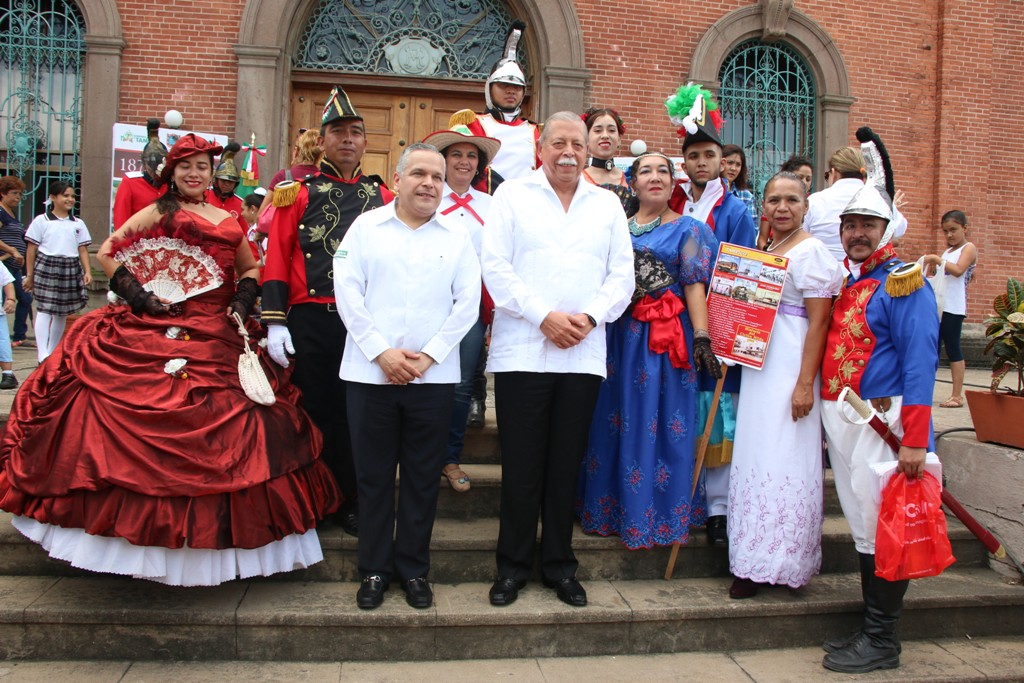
[664,366,728,580]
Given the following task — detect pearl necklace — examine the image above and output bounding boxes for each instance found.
[766,229,800,252]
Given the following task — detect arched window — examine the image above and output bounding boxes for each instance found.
[0,0,85,219]
[718,40,816,205]
[294,0,529,80]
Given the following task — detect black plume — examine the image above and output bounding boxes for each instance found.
[855,126,895,201]
[223,141,242,156]
[146,118,160,134]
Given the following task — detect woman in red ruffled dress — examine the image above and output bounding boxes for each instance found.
[0,134,339,586]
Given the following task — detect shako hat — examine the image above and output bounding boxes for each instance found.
[321,85,362,127]
[665,83,724,151]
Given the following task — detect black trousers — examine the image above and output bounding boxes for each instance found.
[347,381,453,582]
[494,371,602,581]
[288,303,356,504]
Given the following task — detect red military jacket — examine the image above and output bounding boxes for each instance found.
[261,164,393,324]
[112,174,162,230]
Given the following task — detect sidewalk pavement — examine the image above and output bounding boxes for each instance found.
[0,636,1021,682]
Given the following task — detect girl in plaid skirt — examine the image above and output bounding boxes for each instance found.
[24,181,92,362]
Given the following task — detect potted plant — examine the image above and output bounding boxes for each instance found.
[966,277,1024,448]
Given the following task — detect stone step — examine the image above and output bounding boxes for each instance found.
[0,568,1019,662]
[4,635,1022,681]
[0,512,990,583]
[437,464,845,518]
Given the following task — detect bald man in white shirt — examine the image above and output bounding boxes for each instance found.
[482,112,634,608]
[334,143,481,611]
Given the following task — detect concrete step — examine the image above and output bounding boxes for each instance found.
[0,512,991,583]
[437,464,846,519]
[0,568,1019,662]
[3,635,1022,681]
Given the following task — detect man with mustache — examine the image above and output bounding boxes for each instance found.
[333,143,481,610]
[819,128,938,674]
[482,112,634,608]
[263,85,393,537]
[666,84,757,547]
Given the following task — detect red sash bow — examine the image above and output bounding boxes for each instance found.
[631,290,690,369]
[440,192,484,225]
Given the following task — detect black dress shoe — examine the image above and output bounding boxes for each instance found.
[402,577,433,609]
[337,510,358,537]
[467,399,485,428]
[706,515,727,546]
[543,576,587,607]
[356,575,387,609]
[489,576,526,606]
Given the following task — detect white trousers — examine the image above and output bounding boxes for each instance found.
[705,464,730,517]
[821,396,902,554]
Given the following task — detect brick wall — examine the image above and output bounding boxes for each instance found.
[104,0,1020,321]
[116,0,244,135]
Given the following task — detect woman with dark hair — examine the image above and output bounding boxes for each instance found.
[422,124,502,493]
[581,107,634,212]
[721,144,757,221]
[0,133,339,586]
[727,171,844,598]
[780,154,814,193]
[23,180,92,362]
[577,151,720,549]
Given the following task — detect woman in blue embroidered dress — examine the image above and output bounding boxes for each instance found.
[577,152,720,549]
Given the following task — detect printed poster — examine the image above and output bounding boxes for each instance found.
[706,242,790,370]
[110,123,228,232]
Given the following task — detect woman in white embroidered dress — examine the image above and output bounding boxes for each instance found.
[726,171,845,599]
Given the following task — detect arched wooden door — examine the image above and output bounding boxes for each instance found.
[290,85,483,180]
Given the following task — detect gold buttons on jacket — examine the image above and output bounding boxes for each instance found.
[309,288,316,296]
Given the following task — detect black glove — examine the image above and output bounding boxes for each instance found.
[228,277,261,321]
[693,335,721,378]
[109,265,166,316]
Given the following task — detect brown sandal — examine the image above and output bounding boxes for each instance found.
[443,464,471,492]
[939,396,964,408]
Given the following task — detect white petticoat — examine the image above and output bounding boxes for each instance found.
[11,515,324,586]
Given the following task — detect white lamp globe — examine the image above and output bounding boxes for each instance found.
[629,139,648,156]
[164,110,184,129]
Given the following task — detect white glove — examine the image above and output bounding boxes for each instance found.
[267,324,295,368]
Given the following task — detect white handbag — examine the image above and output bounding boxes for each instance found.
[232,312,276,406]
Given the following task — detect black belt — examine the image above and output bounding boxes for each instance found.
[295,301,338,313]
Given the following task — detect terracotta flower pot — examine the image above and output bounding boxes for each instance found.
[965,389,1024,449]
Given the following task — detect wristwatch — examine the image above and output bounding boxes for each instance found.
[585,313,597,328]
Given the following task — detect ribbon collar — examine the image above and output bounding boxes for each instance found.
[440,191,484,225]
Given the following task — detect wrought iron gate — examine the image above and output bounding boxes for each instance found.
[295,0,528,80]
[718,40,816,207]
[0,0,84,222]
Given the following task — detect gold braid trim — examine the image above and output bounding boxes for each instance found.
[272,181,301,207]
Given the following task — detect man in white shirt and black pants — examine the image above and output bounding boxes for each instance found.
[333,143,481,610]
[482,112,634,608]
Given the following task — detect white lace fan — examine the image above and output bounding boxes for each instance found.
[112,236,224,303]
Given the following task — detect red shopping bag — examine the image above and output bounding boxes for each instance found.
[875,472,956,581]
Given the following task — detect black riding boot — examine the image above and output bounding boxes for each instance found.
[823,555,909,673]
[822,551,874,653]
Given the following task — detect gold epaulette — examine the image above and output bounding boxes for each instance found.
[885,261,925,297]
[271,180,301,207]
[449,109,478,127]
